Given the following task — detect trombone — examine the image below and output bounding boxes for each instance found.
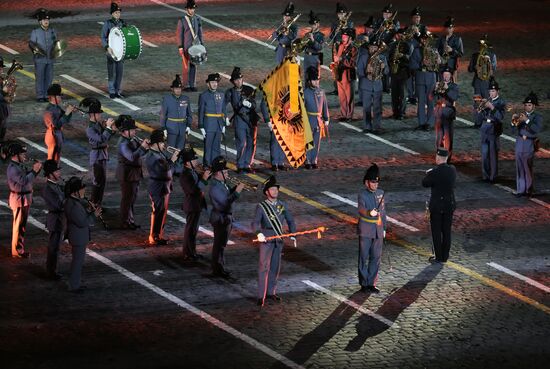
[225,176,258,192]
[268,13,302,44]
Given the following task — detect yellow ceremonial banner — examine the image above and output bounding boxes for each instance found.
[259,59,313,168]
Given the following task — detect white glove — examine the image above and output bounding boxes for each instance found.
[185,127,191,135]
[257,233,266,242]
[369,209,379,217]
[268,121,273,131]
[290,236,297,248]
[383,230,386,238]
[225,117,231,127]
[222,126,226,135]
[200,128,206,139]
[324,120,330,126]
[242,100,252,108]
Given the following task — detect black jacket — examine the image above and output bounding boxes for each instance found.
[422,163,456,213]
[179,168,207,213]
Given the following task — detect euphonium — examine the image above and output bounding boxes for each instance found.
[475,40,493,81]
[435,81,448,95]
[421,34,441,72]
[366,42,387,81]
[1,60,23,104]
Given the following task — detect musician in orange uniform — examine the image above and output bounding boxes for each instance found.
[177,0,203,92]
[332,28,357,122]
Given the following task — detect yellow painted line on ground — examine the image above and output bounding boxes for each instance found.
[16,63,549,316]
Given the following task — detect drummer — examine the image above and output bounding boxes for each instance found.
[177,0,204,92]
[101,2,127,99]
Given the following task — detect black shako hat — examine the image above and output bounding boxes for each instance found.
[282,2,295,16]
[263,175,280,194]
[115,114,137,131]
[230,67,243,82]
[43,159,61,176]
[363,163,380,182]
[410,6,421,17]
[523,91,539,105]
[180,147,198,163]
[211,156,228,172]
[206,73,221,83]
[171,74,183,88]
[80,97,103,114]
[110,2,121,14]
[308,10,320,25]
[150,129,166,144]
[47,83,62,96]
[65,176,86,197]
[185,0,197,9]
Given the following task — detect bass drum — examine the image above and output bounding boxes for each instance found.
[188,44,207,65]
[108,25,142,61]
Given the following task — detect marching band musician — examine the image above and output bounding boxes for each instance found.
[225,67,259,173]
[273,2,299,65]
[422,148,456,264]
[434,66,459,160]
[374,3,400,93]
[145,129,179,246]
[436,17,464,79]
[468,35,497,101]
[29,9,57,102]
[302,11,325,80]
[0,56,8,142]
[357,163,386,294]
[253,175,296,307]
[304,67,330,169]
[333,28,357,123]
[179,147,210,261]
[208,156,245,278]
[388,28,413,120]
[101,2,127,99]
[512,92,543,197]
[83,97,116,211]
[405,7,426,105]
[357,39,389,134]
[177,0,203,92]
[328,2,353,95]
[116,115,149,230]
[7,143,42,258]
[42,159,65,280]
[260,90,288,172]
[64,176,102,293]
[409,30,440,131]
[43,83,76,162]
[199,73,228,168]
[160,75,192,156]
[476,78,505,183]
[356,16,375,58]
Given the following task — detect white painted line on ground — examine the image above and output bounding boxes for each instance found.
[167,210,234,245]
[60,74,141,111]
[0,200,47,232]
[0,43,20,55]
[487,262,550,293]
[494,183,550,209]
[322,191,420,232]
[0,199,303,369]
[142,40,159,48]
[17,137,89,172]
[339,122,420,155]
[302,280,396,327]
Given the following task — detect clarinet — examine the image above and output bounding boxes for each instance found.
[83,196,109,230]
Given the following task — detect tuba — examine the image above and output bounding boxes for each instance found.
[1,60,23,104]
[475,40,493,81]
[366,42,387,81]
[421,34,441,72]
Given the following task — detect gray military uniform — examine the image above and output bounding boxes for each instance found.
[145,150,174,242]
[42,179,65,275]
[87,120,114,206]
[29,26,57,99]
[65,196,94,291]
[116,136,146,226]
[198,89,227,167]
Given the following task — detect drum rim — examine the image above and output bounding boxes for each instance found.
[113,25,143,61]
[109,27,125,62]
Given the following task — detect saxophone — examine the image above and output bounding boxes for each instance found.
[366,42,387,81]
[390,40,404,75]
[475,41,493,81]
[0,60,23,104]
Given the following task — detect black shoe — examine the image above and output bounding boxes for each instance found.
[311,164,318,169]
[514,193,525,198]
[304,163,312,169]
[257,298,264,307]
[363,128,373,133]
[47,272,63,280]
[266,294,282,302]
[149,238,168,246]
[215,270,231,279]
[392,114,403,120]
[122,222,139,230]
[360,286,370,293]
[429,256,443,264]
[338,117,347,122]
[115,93,125,98]
[372,128,385,135]
[407,97,417,105]
[271,165,278,172]
[68,286,87,294]
[109,93,117,99]
[278,165,287,171]
[368,286,380,294]
[12,251,30,259]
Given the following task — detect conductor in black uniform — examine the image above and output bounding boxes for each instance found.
[422,148,456,263]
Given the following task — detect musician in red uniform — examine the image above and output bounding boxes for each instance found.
[332,28,357,122]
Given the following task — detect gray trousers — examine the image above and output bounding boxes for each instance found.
[270,131,285,165]
[358,236,382,287]
[47,229,63,275]
[406,74,415,99]
[306,128,321,164]
[258,240,283,299]
[362,90,383,130]
[11,205,29,256]
[149,193,169,242]
[212,222,232,273]
[203,131,222,167]
[416,83,436,127]
[481,135,499,181]
[120,181,139,225]
[235,126,254,169]
[91,160,107,206]
[35,62,54,99]
[166,122,187,150]
[107,56,124,95]
[68,243,87,290]
[183,211,201,258]
[516,150,535,194]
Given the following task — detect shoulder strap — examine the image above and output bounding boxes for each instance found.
[184,15,197,40]
[259,200,284,236]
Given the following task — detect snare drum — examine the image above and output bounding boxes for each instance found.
[188,44,207,65]
[108,25,142,61]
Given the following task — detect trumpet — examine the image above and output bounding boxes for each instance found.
[64,102,86,116]
[473,95,488,112]
[225,176,258,192]
[511,112,526,126]
[434,81,448,95]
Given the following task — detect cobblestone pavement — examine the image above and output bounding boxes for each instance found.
[1,1,549,368]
